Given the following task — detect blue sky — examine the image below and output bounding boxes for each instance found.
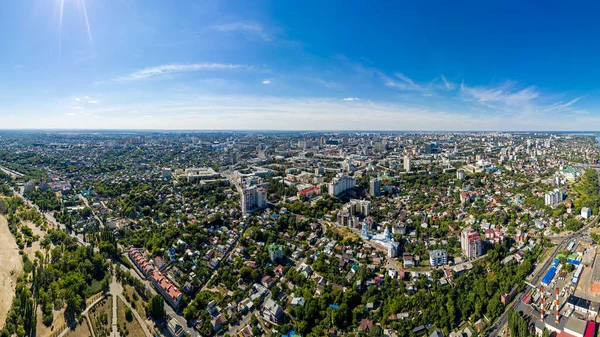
[2,0,600,130]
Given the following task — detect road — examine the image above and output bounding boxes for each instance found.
[486,215,599,337]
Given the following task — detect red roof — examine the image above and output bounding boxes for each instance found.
[298,186,320,195]
[152,271,181,302]
[584,321,596,337]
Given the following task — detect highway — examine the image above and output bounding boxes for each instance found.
[486,215,599,337]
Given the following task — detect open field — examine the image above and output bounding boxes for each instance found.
[327,223,359,240]
[117,297,146,337]
[66,317,93,337]
[0,215,23,327]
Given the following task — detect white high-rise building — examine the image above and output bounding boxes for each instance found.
[328,173,356,197]
[544,188,564,206]
[241,186,268,214]
[404,155,411,172]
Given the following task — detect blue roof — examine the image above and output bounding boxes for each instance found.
[567,259,581,265]
[542,267,557,285]
[552,259,560,267]
[329,304,339,309]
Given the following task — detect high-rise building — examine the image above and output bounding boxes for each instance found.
[370,178,381,197]
[162,168,172,180]
[456,170,465,180]
[404,155,411,172]
[241,186,268,214]
[544,188,564,206]
[328,173,357,197]
[461,226,483,259]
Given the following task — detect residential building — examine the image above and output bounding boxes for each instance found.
[268,244,283,262]
[167,318,184,337]
[461,226,483,259]
[544,188,563,206]
[370,177,381,197]
[241,185,268,214]
[582,207,591,219]
[404,155,411,172]
[328,173,356,197]
[150,270,182,309]
[429,250,448,267]
[263,298,284,324]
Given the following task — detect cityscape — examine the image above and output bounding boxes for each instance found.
[0,131,600,337]
[4,1,600,337]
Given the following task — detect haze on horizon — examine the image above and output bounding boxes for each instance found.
[3,0,600,131]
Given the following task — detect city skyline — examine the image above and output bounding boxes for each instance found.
[3,1,600,130]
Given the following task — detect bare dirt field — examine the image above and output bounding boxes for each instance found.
[66,317,92,337]
[0,215,23,327]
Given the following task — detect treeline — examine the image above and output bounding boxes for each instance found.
[0,197,110,336]
[24,189,61,212]
[574,169,600,215]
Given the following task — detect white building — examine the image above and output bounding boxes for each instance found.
[404,155,411,172]
[328,173,356,197]
[581,207,591,219]
[456,170,465,180]
[544,188,564,206]
[241,186,268,214]
[429,250,448,267]
[174,167,220,182]
[361,223,399,258]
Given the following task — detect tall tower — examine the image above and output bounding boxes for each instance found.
[540,286,545,322]
[555,288,560,324]
[404,155,411,172]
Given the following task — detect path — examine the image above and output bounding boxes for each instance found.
[57,295,106,337]
[111,268,152,337]
[110,273,120,337]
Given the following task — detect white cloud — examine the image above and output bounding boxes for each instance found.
[88,100,99,104]
[83,96,90,99]
[262,79,271,84]
[75,98,81,101]
[343,97,360,101]
[383,73,424,91]
[2,93,595,131]
[211,22,271,41]
[440,75,454,90]
[315,78,339,89]
[118,63,255,81]
[422,93,433,97]
[461,82,538,105]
